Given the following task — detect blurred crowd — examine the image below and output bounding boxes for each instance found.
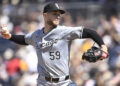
[0,0,120,86]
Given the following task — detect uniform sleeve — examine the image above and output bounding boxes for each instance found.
[61,26,84,40]
[9,35,28,45]
[82,28,104,47]
[25,32,34,45]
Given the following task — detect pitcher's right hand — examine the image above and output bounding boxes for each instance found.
[0,25,11,39]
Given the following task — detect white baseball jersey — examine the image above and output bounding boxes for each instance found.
[25,25,83,78]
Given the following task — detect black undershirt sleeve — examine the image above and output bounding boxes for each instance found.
[9,34,28,45]
[82,28,104,47]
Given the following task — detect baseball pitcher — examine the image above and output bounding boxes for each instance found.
[0,2,108,86]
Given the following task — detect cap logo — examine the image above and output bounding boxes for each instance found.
[55,3,59,9]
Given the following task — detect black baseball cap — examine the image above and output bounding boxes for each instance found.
[43,3,65,14]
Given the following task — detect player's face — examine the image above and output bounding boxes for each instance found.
[44,11,62,26]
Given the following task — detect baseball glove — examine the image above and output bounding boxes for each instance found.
[82,46,108,62]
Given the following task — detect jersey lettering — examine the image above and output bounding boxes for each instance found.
[41,39,58,48]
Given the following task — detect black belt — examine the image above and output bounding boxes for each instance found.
[45,75,69,82]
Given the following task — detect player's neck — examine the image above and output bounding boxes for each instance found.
[44,24,57,33]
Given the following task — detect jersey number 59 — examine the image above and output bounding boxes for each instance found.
[49,51,60,60]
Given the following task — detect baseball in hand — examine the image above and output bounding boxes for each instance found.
[0,25,11,39]
[0,25,8,33]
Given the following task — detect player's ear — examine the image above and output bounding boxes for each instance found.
[43,13,47,17]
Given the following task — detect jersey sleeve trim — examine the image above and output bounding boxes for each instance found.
[80,26,84,39]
